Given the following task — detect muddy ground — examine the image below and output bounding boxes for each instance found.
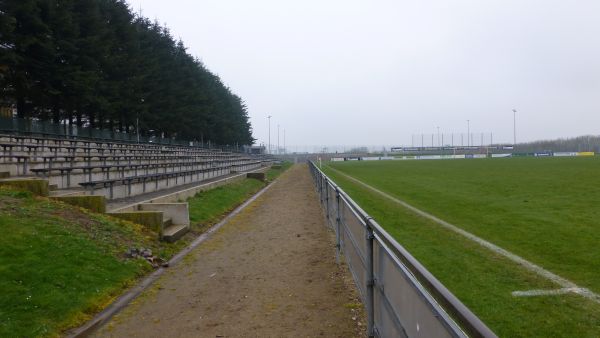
[93,164,365,337]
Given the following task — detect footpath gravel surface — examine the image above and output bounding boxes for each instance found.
[93,164,365,337]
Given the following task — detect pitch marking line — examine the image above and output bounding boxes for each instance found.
[328,166,600,303]
[512,288,585,297]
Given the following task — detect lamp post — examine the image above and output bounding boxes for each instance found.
[512,109,517,146]
[267,115,272,154]
[467,120,470,147]
[137,98,144,143]
[277,124,280,155]
[437,126,440,148]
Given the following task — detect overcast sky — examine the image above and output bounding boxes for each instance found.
[127,0,600,149]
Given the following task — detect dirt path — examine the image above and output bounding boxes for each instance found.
[93,164,365,337]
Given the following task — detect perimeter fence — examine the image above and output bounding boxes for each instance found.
[309,161,496,338]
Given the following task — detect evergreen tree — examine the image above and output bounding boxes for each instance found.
[0,0,254,145]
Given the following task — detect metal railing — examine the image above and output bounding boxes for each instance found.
[309,161,497,338]
[0,116,244,152]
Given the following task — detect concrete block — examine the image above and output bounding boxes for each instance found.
[0,178,49,196]
[108,211,163,233]
[138,203,190,227]
[163,224,189,243]
[53,195,106,213]
[246,172,266,181]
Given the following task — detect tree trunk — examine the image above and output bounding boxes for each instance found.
[52,103,60,123]
[76,112,83,127]
[89,111,96,128]
[17,96,26,118]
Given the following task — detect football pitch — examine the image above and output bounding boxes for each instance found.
[323,157,600,337]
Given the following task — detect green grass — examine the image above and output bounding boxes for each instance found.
[0,187,157,337]
[188,162,291,226]
[188,179,265,226]
[266,161,293,181]
[324,157,600,337]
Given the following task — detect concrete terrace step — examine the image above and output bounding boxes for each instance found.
[50,188,85,197]
[163,217,173,228]
[162,224,189,243]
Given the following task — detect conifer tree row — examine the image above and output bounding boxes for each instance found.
[0,0,254,145]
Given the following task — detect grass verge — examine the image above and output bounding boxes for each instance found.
[188,162,292,228]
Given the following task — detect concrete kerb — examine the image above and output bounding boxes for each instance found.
[65,164,286,338]
[138,203,190,227]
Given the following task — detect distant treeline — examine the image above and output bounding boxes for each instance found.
[0,0,253,145]
[517,135,600,153]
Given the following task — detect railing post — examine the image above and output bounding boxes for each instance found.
[317,173,321,201]
[335,187,341,264]
[365,217,375,338]
[318,174,323,204]
[325,178,330,221]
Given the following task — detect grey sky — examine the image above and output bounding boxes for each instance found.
[127,0,600,149]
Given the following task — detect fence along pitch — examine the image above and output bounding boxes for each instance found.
[309,161,496,338]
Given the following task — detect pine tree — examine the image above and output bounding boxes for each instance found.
[0,0,255,145]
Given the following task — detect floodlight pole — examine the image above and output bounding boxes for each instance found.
[284,129,286,155]
[467,120,470,147]
[437,126,440,148]
[267,115,272,154]
[137,98,144,143]
[512,109,517,146]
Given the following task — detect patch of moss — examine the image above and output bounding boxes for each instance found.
[53,196,106,213]
[0,179,49,196]
[109,211,163,234]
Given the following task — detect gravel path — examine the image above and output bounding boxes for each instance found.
[93,164,365,337]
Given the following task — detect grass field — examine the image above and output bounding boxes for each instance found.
[324,157,600,337]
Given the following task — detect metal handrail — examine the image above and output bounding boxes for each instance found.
[309,161,496,338]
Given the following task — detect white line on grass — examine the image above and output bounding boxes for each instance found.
[512,288,583,297]
[328,166,600,303]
